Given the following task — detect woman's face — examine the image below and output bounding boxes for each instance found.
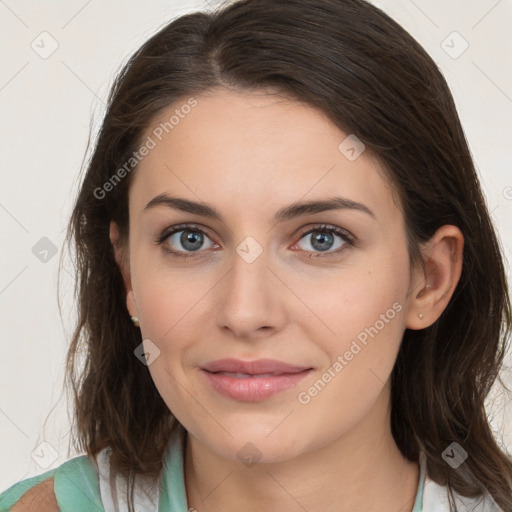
[116,88,420,464]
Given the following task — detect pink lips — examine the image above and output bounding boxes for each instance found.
[201,358,313,402]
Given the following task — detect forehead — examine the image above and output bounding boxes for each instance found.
[129,88,398,226]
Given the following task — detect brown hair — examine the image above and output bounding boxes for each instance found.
[61,0,512,510]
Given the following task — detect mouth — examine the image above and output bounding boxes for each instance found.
[207,371,297,378]
[200,359,313,402]
[201,357,312,375]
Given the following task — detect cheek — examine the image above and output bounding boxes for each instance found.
[297,246,409,394]
[131,256,211,343]
[299,249,408,348]
[292,279,406,448]
[325,274,405,351]
[131,271,199,419]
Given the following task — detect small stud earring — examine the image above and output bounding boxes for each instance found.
[418,312,424,319]
[131,316,140,326]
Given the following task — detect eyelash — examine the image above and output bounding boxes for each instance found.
[155,223,355,260]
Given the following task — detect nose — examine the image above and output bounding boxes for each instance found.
[215,246,287,341]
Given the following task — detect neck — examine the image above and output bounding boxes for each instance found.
[184,388,420,512]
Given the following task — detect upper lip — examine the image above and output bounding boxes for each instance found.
[202,358,312,375]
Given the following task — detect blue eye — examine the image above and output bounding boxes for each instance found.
[155,223,355,259]
[294,224,354,258]
[156,223,216,259]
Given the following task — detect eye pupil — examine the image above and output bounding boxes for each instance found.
[311,232,334,251]
[181,231,203,251]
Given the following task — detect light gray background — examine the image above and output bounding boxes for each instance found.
[1,0,511,491]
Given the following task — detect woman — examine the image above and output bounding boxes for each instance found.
[2,0,511,510]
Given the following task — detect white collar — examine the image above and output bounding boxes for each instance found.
[421,452,502,512]
[96,446,160,512]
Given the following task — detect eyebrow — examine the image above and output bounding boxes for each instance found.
[143,193,375,224]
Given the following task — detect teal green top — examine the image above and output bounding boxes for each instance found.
[0,434,425,511]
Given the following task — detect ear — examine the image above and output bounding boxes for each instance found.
[405,225,464,330]
[109,221,139,319]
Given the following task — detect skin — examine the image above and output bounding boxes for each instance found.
[110,87,464,512]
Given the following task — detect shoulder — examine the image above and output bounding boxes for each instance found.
[0,465,57,512]
[10,478,58,512]
[0,454,101,512]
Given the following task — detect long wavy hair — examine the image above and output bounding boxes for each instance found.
[60,0,512,510]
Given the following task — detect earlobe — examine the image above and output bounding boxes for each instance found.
[126,290,139,324]
[405,225,464,330]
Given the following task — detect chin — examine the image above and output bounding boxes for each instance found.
[192,423,307,465]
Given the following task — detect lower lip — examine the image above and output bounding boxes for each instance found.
[201,369,313,402]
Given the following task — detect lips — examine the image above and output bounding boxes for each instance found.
[214,372,281,378]
[201,358,312,375]
[200,358,313,401]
